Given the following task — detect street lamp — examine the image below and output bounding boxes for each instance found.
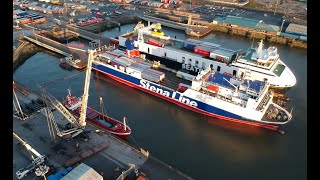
[274,0,279,15]
[280,19,285,33]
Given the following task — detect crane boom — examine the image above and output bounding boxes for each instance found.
[40,87,80,127]
[13,132,41,159]
[13,87,25,119]
[13,132,47,179]
[79,50,95,127]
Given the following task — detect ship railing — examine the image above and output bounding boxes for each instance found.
[200,87,248,108]
[256,92,271,112]
[261,102,293,124]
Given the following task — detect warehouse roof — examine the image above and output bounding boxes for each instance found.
[285,23,307,36]
[61,163,103,180]
[13,10,27,16]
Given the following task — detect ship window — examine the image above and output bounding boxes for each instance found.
[148,48,150,53]
[188,58,192,64]
[195,60,199,67]
[210,64,213,69]
[217,66,221,72]
[202,62,206,69]
[164,52,167,57]
[233,70,237,76]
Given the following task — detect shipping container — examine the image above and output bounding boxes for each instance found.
[141,68,165,82]
[134,60,152,69]
[96,12,103,18]
[119,56,136,63]
[162,3,170,9]
[193,46,211,57]
[147,39,164,47]
[176,71,195,81]
[113,57,132,67]
[33,17,46,24]
[145,68,165,80]
[131,62,149,70]
[131,63,148,72]
[141,73,161,83]
[183,42,197,50]
[18,18,32,24]
[110,61,127,71]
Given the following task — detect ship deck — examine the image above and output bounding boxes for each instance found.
[155,67,192,90]
[74,59,88,70]
[139,34,236,64]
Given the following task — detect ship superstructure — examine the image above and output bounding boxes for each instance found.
[117,22,296,89]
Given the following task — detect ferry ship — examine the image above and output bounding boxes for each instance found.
[91,48,293,132]
[117,22,296,90]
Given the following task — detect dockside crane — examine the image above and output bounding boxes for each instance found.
[13,81,28,121]
[13,132,48,179]
[40,49,96,138]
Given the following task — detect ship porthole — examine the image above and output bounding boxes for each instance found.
[217,66,221,72]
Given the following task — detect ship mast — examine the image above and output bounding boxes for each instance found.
[257,40,264,58]
[123,117,127,132]
[78,49,96,128]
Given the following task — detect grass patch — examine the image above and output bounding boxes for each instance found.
[244,1,266,10]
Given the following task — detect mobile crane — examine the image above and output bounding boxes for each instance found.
[14,132,48,179]
[39,49,96,139]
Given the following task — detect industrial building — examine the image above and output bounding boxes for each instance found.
[285,23,307,37]
[60,163,103,180]
[214,15,280,32]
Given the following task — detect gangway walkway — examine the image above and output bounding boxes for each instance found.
[66,24,111,45]
[138,15,187,31]
[23,33,88,60]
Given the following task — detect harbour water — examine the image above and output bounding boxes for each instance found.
[13,24,307,180]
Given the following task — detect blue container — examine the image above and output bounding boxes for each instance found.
[183,42,196,50]
[18,12,28,16]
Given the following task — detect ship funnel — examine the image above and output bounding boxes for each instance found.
[125,38,140,58]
